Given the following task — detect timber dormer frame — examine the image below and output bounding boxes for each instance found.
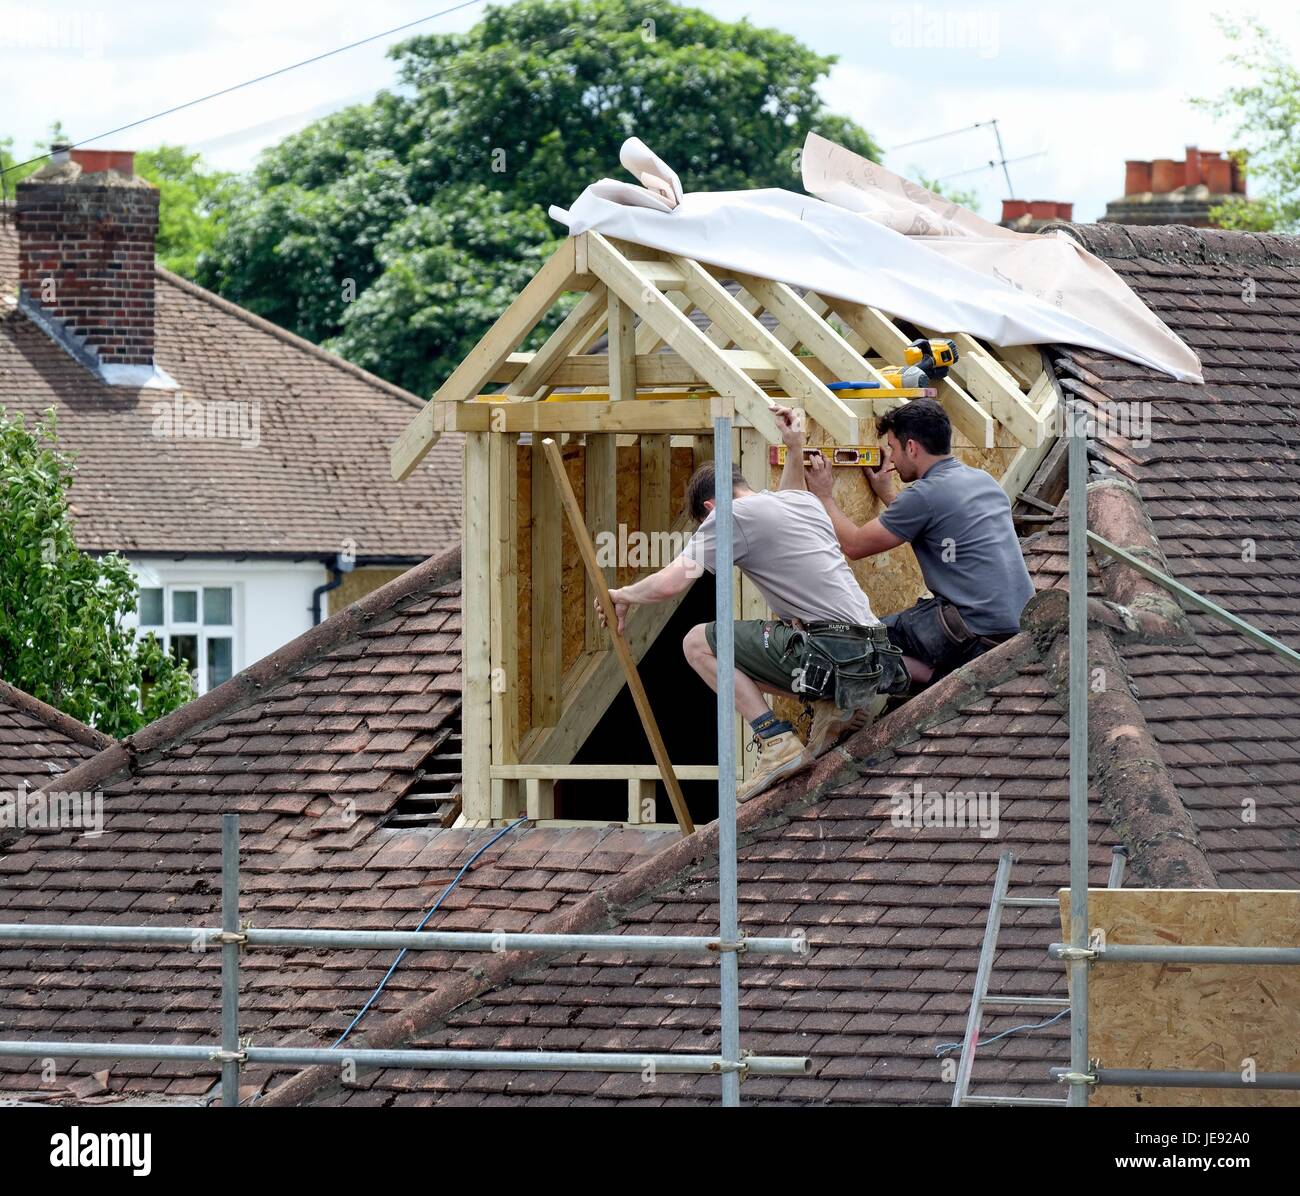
[392,233,1060,828]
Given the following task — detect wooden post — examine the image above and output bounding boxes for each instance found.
[639,433,671,535]
[607,293,637,402]
[627,778,657,825]
[531,440,563,728]
[489,433,520,769]
[584,434,618,653]
[540,438,695,835]
[461,432,493,821]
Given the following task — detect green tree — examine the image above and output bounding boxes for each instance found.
[1194,16,1300,232]
[0,410,194,736]
[134,145,235,276]
[199,0,882,390]
[325,184,562,397]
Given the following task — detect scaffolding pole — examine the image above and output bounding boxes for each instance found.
[1065,400,1090,1107]
[713,406,742,1108]
[0,925,799,955]
[220,814,240,1108]
[0,808,807,1100]
[0,1040,809,1076]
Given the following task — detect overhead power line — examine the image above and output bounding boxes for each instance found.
[1,0,484,178]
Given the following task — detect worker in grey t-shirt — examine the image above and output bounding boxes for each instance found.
[598,406,905,800]
[807,397,1034,686]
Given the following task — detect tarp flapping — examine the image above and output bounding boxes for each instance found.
[550,133,1203,384]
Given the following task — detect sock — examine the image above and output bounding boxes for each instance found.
[750,710,793,739]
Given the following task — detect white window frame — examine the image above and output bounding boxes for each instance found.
[137,582,242,696]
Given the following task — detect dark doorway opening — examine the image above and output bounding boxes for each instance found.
[557,579,720,824]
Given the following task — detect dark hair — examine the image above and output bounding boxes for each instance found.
[876,397,952,456]
[686,463,747,522]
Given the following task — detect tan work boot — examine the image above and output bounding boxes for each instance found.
[739,729,806,801]
[806,694,889,758]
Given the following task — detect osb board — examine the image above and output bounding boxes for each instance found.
[513,437,694,737]
[798,416,1017,620]
[327,567,407,616]
[1060,888,1300,1107]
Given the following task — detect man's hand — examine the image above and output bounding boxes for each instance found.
[865,443,897,500]
[597,588,632,635]
[806,451,834,499]
[773,405,803,450]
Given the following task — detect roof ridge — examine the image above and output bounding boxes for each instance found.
[1047,219,1300,267]
[45,546,462,797]
[260,632,1044,1107]
[154,266,427,410]
[0,679,114,752]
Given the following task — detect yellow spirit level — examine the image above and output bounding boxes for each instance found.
[769,445,882,468]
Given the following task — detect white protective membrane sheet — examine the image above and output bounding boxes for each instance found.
[549,133,1203,383]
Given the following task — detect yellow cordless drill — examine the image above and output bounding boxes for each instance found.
[880,338,959,389]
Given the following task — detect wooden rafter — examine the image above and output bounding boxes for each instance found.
[391,238,583,480]
[391,231,1065,828]
[585,233,784,444]
[672,257,860,443]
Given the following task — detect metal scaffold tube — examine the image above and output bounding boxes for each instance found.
[220,813,241,1109]
[0,925,803,955]
[1066,400,1090,1107]
[1050,943,1300,966]
[0,1040,810,1076]
[713,409,742,1108]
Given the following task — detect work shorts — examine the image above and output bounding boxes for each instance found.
[883,596,1015,680]
[703,618,907,705]
[704,618,805,694]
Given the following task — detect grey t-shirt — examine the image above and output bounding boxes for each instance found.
[879,456,1033,635]
[683,489,879,626]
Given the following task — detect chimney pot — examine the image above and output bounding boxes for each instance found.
[1001,199,1029,221]
[1124,160,1152,195]
[70,148,136,177]
[1151,158,1180,193]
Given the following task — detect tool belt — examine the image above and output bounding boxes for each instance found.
[787,619,906,710]
[937,602,1016,652]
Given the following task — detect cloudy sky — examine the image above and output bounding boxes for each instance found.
[0,0,1291,221]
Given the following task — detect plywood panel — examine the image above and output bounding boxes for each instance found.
[1060,888,1300,1107]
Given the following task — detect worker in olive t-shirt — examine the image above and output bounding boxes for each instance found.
[807,398,1034,685]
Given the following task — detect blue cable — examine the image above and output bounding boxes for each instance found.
[934,1007,1069,1057]
[331,816,528,1048]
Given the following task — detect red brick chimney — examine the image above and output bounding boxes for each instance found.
[15,146,171,387]
[1105,146,1249,228]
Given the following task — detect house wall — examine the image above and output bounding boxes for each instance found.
[127,556,328,688]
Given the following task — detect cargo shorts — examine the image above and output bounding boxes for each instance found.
[704,619,805,694]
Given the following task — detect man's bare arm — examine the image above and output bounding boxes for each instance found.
[772,404,806,491]
[806,454,905,560]
[600,555,699,633]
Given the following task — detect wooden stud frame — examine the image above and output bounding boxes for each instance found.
[394,233,1062,826]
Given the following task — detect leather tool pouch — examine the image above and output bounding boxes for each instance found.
[790,621,886,711]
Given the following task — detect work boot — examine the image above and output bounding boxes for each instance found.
[806,694,889,758]
[738,729,806,801]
